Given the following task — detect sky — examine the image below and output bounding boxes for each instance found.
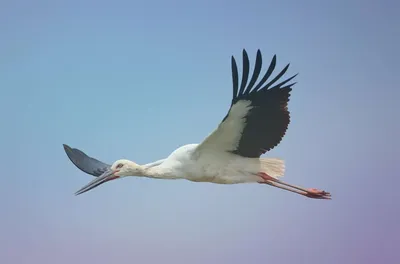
[0,0,399,263]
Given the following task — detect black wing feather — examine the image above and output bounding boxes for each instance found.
[63,144,110,177]
[244,50,262,95]
[252,54,277,93]
[261,63,290,90]
[269,74,298,90]
[231,56,239,98]
[227,50,297,158]
[238,50,250,96]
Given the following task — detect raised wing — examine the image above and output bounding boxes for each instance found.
[63,144,111,177]
[195,49,296,158]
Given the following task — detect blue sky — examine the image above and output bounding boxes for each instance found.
[1,0,399,263]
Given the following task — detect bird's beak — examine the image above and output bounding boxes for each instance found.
[75,168,119,195]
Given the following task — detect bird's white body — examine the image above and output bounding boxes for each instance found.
[148,143,284,184]
[143,99,285,184]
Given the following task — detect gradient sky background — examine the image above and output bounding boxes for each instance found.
[1,0,399,263]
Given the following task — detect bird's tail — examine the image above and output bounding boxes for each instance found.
[259,158,285,178]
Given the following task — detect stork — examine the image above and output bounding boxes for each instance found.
[64,49,331,199]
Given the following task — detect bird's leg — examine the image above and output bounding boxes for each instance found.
[261,181,331,199]
[257,172,331,199]
[260,181,308,196]
[275,180,331,199]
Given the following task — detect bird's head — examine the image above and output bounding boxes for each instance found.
[74,159,143,196]
[110,159,142,177]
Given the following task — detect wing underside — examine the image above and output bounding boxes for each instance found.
[63,144,111,177]
[63,144,166,177]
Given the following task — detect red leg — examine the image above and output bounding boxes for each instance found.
[257,172,331,199]
[260,181,310,197]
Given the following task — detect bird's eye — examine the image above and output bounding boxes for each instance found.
[116,163,124,169]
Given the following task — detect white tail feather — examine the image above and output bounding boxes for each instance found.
[259,158,285,178]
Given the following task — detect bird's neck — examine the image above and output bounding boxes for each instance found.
[139,166,181,180]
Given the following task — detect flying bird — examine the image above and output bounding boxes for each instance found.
[64,49,331,199]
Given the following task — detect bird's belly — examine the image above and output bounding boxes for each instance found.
[184,171,220,183]
[187,175,217,183]
[186,173,258,184]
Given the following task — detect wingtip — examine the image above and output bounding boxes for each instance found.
[286,82,297,88]
[63,144,71,151]
[62,144,75,163]
[231,55,237,65]
[271,54,277,64]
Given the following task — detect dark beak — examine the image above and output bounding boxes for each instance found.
[75,168,119,195]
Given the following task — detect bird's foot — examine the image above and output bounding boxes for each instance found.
[304,188,331,199]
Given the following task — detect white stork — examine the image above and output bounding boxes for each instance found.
[64,49,331,199]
